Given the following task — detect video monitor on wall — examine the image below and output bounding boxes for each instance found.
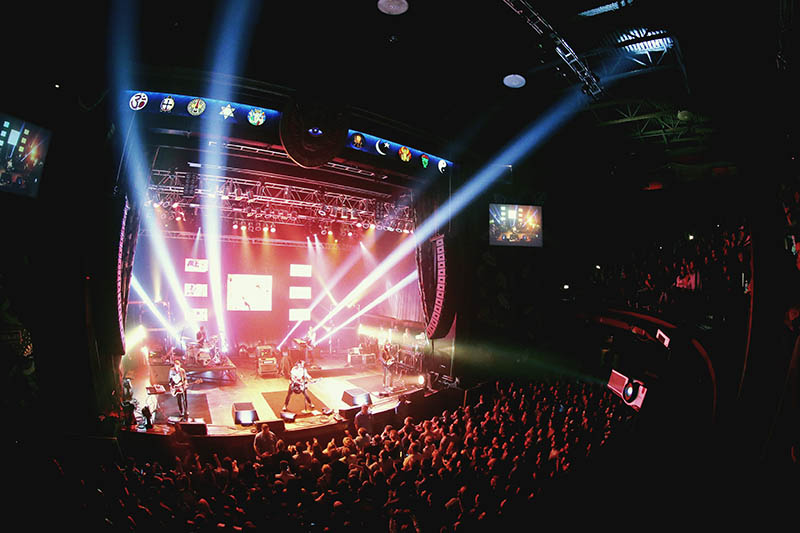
[0,112,52,198]
[489,203,542,247]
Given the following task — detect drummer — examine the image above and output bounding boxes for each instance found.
[196,325,207,347]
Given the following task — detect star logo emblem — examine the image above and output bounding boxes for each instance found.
[220,104,236,120]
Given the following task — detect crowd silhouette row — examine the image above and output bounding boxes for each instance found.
[590,220,751,323]
[42,378,635,532]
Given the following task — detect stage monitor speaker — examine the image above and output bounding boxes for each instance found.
[178,420,207,435]
[342,388,371,407]
[232,402,259,426]
[280,411,296,423]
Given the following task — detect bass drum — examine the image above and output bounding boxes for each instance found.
[197,348,212,366]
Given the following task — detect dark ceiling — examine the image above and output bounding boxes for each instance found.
[11,1,786,189]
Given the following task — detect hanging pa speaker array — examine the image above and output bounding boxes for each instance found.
[279,95,349,168]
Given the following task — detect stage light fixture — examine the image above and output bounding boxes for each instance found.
[255,223,262,231]
[347,230,353,237]
[270,224,276,233]
[232,221,238,229]
[172,201,180,209]
[356,222,362,228]
[369,223,376,230]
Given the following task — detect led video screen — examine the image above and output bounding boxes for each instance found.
[489,203,542,247]
[226,274,272,311]
[0,112,52,198]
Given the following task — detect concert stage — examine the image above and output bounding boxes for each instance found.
[123,348,429,442]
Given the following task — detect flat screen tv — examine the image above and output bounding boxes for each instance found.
[0,112,52,198]
[489,203,542,247]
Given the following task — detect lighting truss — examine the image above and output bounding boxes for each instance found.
[140,228,355,249]
[502,0,604,99]
[147,169,416,232]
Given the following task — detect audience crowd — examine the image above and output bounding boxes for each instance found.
[590,220,751,323]
[40,378,635,532]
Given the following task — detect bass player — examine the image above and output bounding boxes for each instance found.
[282,360,317,413]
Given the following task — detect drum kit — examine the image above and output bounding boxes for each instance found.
[184,335,220,366]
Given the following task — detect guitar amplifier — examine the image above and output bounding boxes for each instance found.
[258,357,278,376]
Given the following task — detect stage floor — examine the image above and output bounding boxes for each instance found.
[126,350,422,437]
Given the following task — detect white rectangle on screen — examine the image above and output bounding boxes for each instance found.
[192,308,208,322]
[289,308,311,321]
[185,258,209,273]
[227,274,272,311]
[290,264,312,277]
[289,286,312,299]
[184,283,208,297]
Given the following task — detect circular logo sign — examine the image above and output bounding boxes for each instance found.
[129,92,148,111]
[187,98,207,116]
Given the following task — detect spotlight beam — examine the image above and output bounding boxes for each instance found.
[313,87,589,333]
[130,276,182,344]
[199,0,261,352]
[315,270,418,346]
[110,3,198,333]
[276,243,396,350]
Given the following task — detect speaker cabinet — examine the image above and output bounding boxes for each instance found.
[279,95,349,168]
[177,420,207,435]
[342,388,371,407]
[148,364,171,385]
[255,419,286,434]
[338,404,361,420]
[232,402,259,426]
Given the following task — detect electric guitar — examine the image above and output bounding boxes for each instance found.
[170,377,202,397]
[381,343,397,368]
[290,375,321,394]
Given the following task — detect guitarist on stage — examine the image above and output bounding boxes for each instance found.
[283,360,317,413]
[381,342,397,388]
[169,359,189,420]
